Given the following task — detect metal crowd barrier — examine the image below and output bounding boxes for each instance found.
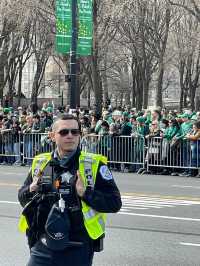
[0,129,19,164]
[146,137,200,172]
[81,134,145,170]
[1,131,199,175]
[22,133,54,165]
[0,132,53,165]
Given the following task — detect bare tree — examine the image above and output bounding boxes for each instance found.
[168,0,200,22]
[172,12,200,110]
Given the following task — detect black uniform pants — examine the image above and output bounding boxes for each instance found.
[27,240,94,266]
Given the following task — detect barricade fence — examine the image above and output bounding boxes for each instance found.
[146,137,200,172]
[81,135,145,171]
[0,132,200,175]
[0,132,53,165]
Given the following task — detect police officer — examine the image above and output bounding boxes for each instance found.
[18,114,122,266]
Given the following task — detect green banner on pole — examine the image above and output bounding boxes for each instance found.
[77,0,93,56]
[55,0,93,56]
[56,0,72,54]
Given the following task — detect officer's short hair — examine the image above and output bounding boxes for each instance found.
[52,114,81,132]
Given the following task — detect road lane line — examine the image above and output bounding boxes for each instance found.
[125,196,200,204]
[172,185,200,189]
[180,242,200,247]
[0,182,20,187]
[0,172,24,175]
[120,207,148,210]
[122,193,200,201]
[119,212,200,222]
[0,200,19,205]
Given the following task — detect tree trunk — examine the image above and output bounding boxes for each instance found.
[179,59,185,111]
[135,62,143,110]
[131,59,136,108]
[102,70,109,104]
[120,92,123,107]
[155,4,170,109]
[102,52,109,104]
[87,86,91,109]
[0,61,4,103]
[17,57,23,106]
[31,62,43,105]
[124,91,131,106]
[156,60,164,108]
[143,67,150,109]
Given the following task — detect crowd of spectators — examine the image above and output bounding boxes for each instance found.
[0,101,200,177]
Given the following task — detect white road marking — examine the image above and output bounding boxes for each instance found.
[122,195,200,212]
[0,182,20,187]
[0,201,19,205]
[180,242,200,247]
[172,185,200,189]
[120,207,148,211]
[119,212,200,222]
[1,172,23,175]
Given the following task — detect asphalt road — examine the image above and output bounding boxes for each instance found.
[1,166,200,266]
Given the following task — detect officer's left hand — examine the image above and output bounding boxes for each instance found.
[76,171,86,197]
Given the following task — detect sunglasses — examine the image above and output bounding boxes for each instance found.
[57,128,80,136]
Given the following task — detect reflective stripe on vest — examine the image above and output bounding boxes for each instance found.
[31,152,52,177]
[79,151,107,239]
[19,153,52,233]
[18,214,29,233]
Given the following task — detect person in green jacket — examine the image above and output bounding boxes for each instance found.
[163,119,180,141]
[172,114,193,175]
[174,114,193,140]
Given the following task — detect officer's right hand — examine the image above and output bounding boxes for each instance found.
[29,176,40,192]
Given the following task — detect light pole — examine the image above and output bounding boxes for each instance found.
[69,0,78,109]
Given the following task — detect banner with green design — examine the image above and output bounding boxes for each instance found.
[78,0,93,56]
[56,0,72,54]
[56,0,93,56]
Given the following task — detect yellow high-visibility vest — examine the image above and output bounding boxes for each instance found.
[19,151,107,240]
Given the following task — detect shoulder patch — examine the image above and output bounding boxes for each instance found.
[100,165,113,180]
[33,168,40,176]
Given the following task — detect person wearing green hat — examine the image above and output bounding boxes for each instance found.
[191,114,197,121]
[122,111,129,117]
[174,113,193,139]
[135,117,149,137]
[120,113,132,136]
[3,107,10,114]
[118,113,132,172]
[172,113,193,176]
[129,116,149,173]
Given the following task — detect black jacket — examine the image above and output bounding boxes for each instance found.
[18,148,122,246]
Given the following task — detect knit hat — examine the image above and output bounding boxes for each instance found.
[136,116,145,123]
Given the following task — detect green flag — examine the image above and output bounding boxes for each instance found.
[56,0,93,56]
[77,0,93,56]
[56,0,72,54]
